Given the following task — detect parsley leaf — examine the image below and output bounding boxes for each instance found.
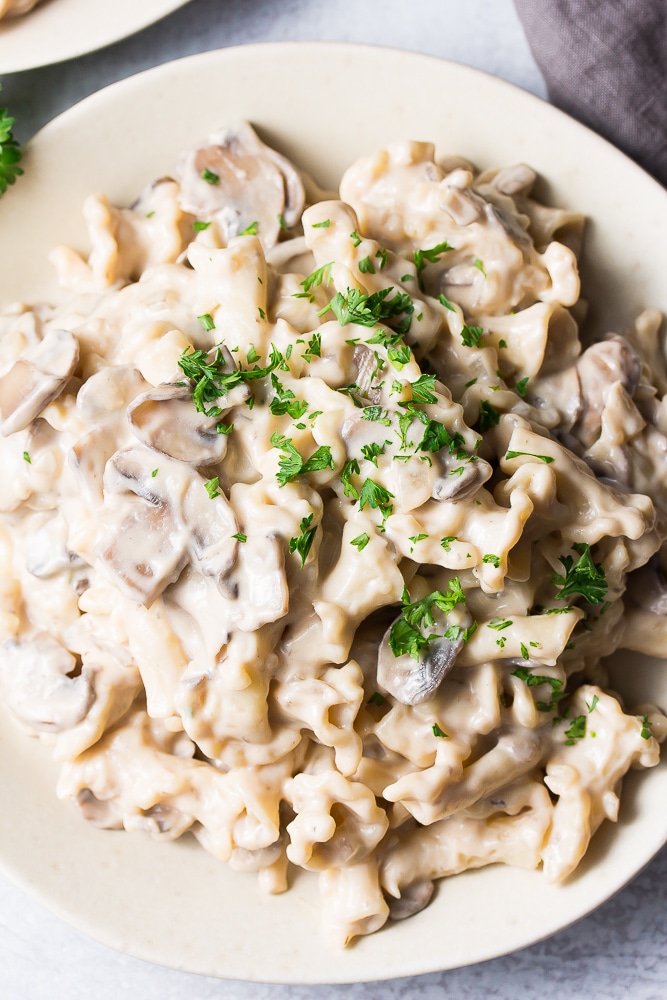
[238,221,259,236]
[553,544,608,605]
[414,241,454,290]
[341,458,360,499]
[289,513,317,567]
[322,286,414,334]
[505,449,554,464]
[389,580,466,660]
[407,374,437,404]
[432,722,449,738]
[419,420,465,455]
[482,554,500,568]
[460,324,484,348]
[359,478,394,516]
[271,433,334,486]
[200,168,220,185]
[350,532,370,551]
[564,714,586,744]
[204,477,221,499]
[268,373,308,419]
[0,92,23,196]
[361,442,386,466]
[478,400,501,431]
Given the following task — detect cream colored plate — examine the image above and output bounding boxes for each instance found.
[0,0,192,73]
[0,44,666,984]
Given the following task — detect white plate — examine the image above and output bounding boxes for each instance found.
[0,0,192,73]
[0,43,666,984]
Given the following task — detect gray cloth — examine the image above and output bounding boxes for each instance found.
[514,0,667,187]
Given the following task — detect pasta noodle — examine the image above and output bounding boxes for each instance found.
[0,123,665,947]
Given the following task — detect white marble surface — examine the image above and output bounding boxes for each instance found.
[0,1,665,997]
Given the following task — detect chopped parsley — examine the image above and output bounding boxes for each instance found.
[515,376,529,398]
[375,248,389,270]
[414,240,454,290]
[439,293,455,312]
[311,219,331,228]
[350,231,362,247]
[564,714,586,744]
[350,532,370,552]
[268,374,308,419]
[288,513,317,567]
[22,451,30,463]
[478,400,501,431]
[640,714,653,739]
[360,442,386,466]
[298,262,334,297]
[407,374,437,405]
[440,536,457,552]
[232,532,247,543]
[473,257,486,276]
[238,220,259,236]
[271,433,335,486]
[482,554,500,568]
[198,313,215,332]
[511,666,564,712]
[488,617,512,631]
[387,344,412,370]
[432,723,449,738]
[419,420,465,456]
[341,458,361,499]
[505,449,554,464]
[200,168,220,185]
[320,286,414,335]
[0,92,23,195]
[204,477,221,499]
[193,220,211,232]
[178,343,286,415]
[303,332,322,362]
[358,255,375,274]
[358,478,394,516]
[553,544,608,605]
[389,580,466,660]
[460,324,484,348]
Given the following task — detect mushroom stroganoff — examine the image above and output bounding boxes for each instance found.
[0,124,665,947]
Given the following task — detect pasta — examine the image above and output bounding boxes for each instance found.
[0,0,44,19]
[0,122,665,947]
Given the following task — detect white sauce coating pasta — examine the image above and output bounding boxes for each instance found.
[0,123,666,947]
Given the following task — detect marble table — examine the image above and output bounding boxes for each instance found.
[1,1,665,997]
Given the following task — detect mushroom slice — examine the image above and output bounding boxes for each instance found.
[377,612,468,706]
[0,633,94,733]
[352,344,383,404]
[575,335,642,446]
[386,879,434,921]
[98,448,191,605]
[127,383,232,465]
[177,121,306,248]
[431,456,491,502]
[0,328,79,436]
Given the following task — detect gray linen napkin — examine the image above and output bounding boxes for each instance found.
[514,0,667,187]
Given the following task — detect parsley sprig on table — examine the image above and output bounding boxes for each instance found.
[0,90,23,196]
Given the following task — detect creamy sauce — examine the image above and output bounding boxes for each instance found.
[0,124,665,947]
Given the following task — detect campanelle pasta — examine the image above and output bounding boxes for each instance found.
[0,124,665,946]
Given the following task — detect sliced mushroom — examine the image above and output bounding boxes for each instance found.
[386,879,434,920]
[128,383,231,465]
[575,335,642,446]
[25,511,86,579]
[352,344,383,404]
[0,633,94,733]
[628,559,667,615]
[431,455,491,502]
[377,611,468,706]
[71,366,150,506]
[98,446,239,605]
[98,448,191,605]
[0,328,79,436]
[177,121,305,248]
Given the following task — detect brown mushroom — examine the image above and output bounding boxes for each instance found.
[431,454,491,502]
[177,122,306,249]
[0,328,79,436]
[352,344,383,404]
[386,879,434,920]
